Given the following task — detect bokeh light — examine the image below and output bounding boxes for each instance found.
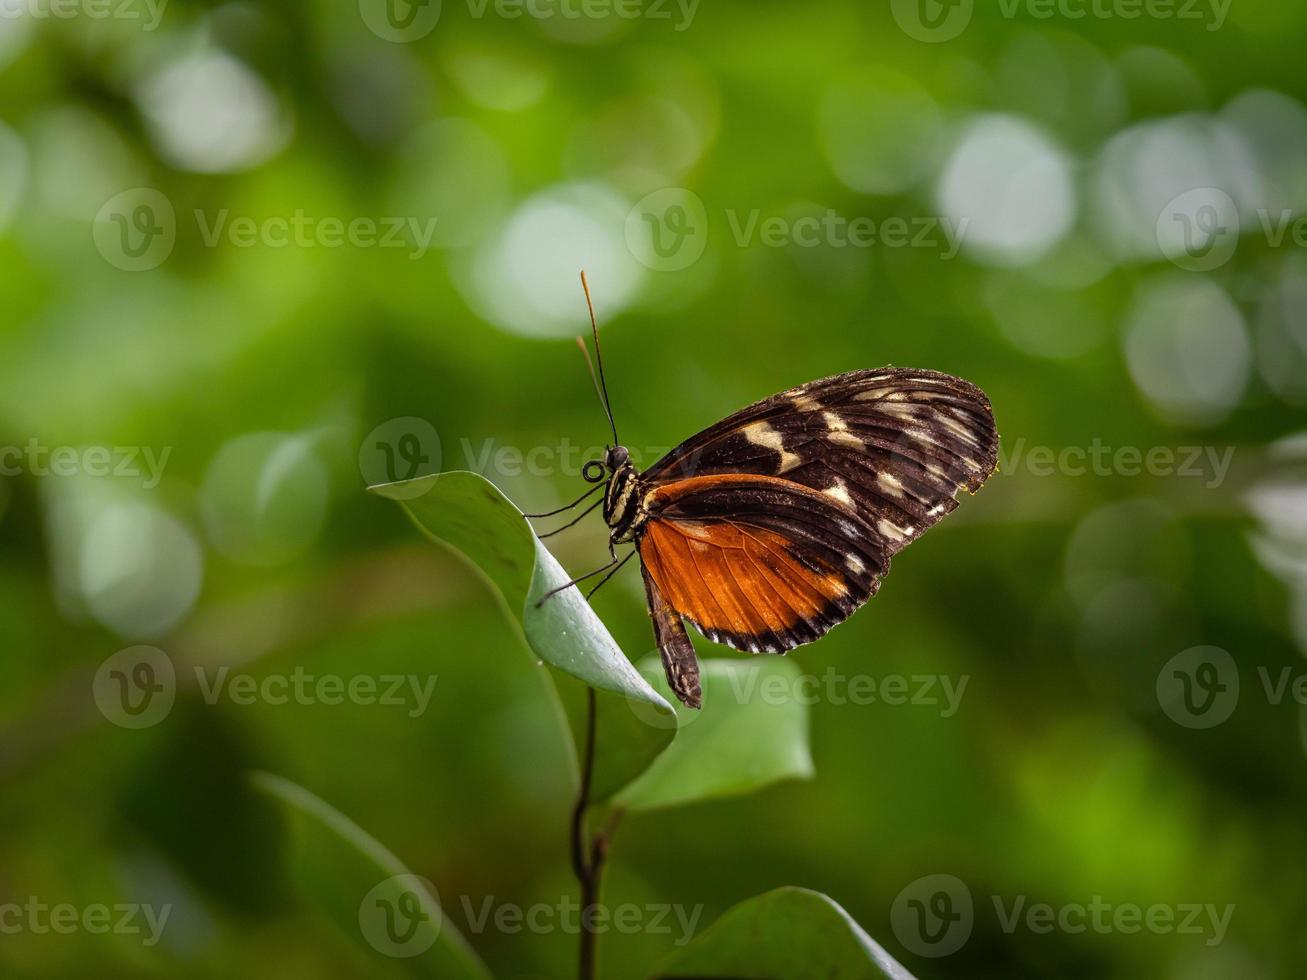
[1123,274,1250,425]
[936,113,1076,267]
[455,181,643,338]
[135,45,291,173]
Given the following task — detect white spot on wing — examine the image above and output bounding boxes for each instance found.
[824,479,854,508]
[846,554,865,575]
[878,518,907,542]
[829,429,864,450]
[877,470,904,497]
[743,421,801,473]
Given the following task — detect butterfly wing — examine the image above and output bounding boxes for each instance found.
[638,472,887,652]
[643,367,998,557]
[641,562,702,709]
[635,368,998,708]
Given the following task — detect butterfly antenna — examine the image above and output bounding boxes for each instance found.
[579,270,619,447]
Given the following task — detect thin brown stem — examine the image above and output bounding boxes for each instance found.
[572,687,600,980]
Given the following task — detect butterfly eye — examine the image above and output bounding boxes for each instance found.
[582,460,607,483]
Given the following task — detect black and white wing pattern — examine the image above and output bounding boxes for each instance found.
[642,367,999,558]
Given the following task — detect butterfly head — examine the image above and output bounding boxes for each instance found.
[604,445,630,471]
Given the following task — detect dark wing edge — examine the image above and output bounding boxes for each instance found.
[641,562,702,709]
[642,366,999,559]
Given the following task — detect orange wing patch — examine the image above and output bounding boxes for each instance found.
[639,516,849,653]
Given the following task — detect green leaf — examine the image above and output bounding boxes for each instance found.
[250,771,490,979]
[370,471,675,800]
[616,657,814,813]
[653,887,916,980]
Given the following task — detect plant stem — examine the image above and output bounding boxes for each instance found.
[572,687,615,980]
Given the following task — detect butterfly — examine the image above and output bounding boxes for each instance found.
[529,273,999,709]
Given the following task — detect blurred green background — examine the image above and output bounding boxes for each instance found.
[2,0,1307,976]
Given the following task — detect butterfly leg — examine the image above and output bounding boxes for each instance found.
[522,481,604,518]
[536,497,604,539]
[584,550,635,600]
[535,551,622,607]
